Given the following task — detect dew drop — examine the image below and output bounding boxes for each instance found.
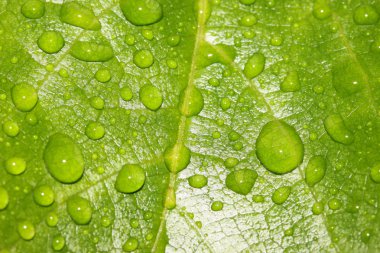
[5,157,26,175]
[370,163,380,183]
[284,227,294,237]
[328,198,342,210]
[220,97,231,110]
[70,41,114,62]
[280,71,301,92]
[252,195,264,203]
[95,68,111,83]
[198,43,236,67]
[208,77,219,87]
[25,113,38,125]
[46,212,59,227]
[125,34,135,46]
[211,201,223,211]
[130,218,139,228]
[85,122,105,140]
[37,31,65,54]
[353,5,379,25]
[52,235,65,251]
[18,220,35,240]
[21,0,45,19]
[256,120,304,174]
[225,169,258,195]
[188,174,207,188]
[271,186,291,205]
[312,202,324,215]
[101,216,112,227]
[239,15,256,27]
[0,187,9,210]
[224,157,239,168]
[120,0,163,26]
[305,156,326,187]
[194,0,211,23]
[43,133,84,184]
[120,87,133,101]
[167,35,181,47]
[115,164,145,193]
[11,83,38,112]
[2,120,19,137]
[361,229,372,244]
[332,61,366,96]
[89,96,105,110]
[179,87,204,117]
[60,2,101,30]
[123,237,139,252]
[324,114,354,145]
[243,52,265,79]
[270,36,283,46]
[239,0,256,4]
[133,49,154,68]
[33,185,55,206]
[164,143,191,173]
[312,0,331,20]
[142,29,154,40]
[67,196,92,225]
[164,187,176,209]
[139,84,162,111]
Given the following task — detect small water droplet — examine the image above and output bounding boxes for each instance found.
[60,2,101,30]
[305,156,326,187]
[188,174,208,188]
[167,35,181,47]
[252,195,264,203]
[67,196,92,225]
[312,202,324,215]
[198,43,236,67]
[46,212,59,227]
[123,237,139,252]
[85,122,105,140]
[313,84,324,94]
[21,0,45,19]
[270,35,283,46]
[243,53,265,79]
[208,77,219,87]
[120,87,133,101]
[370,162,380,183]
[0,187,9,210]
[361,229,372,243]
[18,220,35,240]
[139,84,162,111]
[70,41,114,62]
[280,71,301,92]
[95,68,111,83]
[224,157,239,168]
[125,34,136,46]
[115,164,146,193]
[89,96,105,110]
[313,0,331,20]
[353,5,379,25]
[179,87,204,116]
[220,97,231,110]
[328,198,342,210]
[225,169,258,195]
[5,157,26,175]
[164,187,176,209]
[284,227,294,236]
[271,186,291,205]
[332,62,366,96]
[52,235,65,251]
[133,49,154,68]
[37,31,65,54]
[33,185,55,206]
[164,143,191,173]
[211,201,223,211]
[120,0,163,26]
[324,114,354,145]
[239,0,256,5]
[142,29,154,40]
[101,216,112,227]
[239,15,257,27]
[11,83,38,112]
[166,59,178,69]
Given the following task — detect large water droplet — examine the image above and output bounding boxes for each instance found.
[115,164,146,193]
[139,84,162,111]
[33,185,55,206]
[60,2,101,30]
[370,162,380,183]
[123,237,139,252]
[0,187,9,210]
[188,174,207,188]
[120,0,163,26]
[179,87,204,117]
[89,96,104,110]
[198,42,236,67]
[85,122,105,140]
[133,49,154,68]
[280,71,301,92]
[17,220,35,240]
[43,133,84,184]
[70,41,114,62]
[5,157,26,175]
[66,196,92,225]
[353,5,379,25]
[164,143,191,173]
[323,114,354,145]
[256,120,304,174]
[243,53,265,79]
[312,0,331,20]
[225,169,258,195]
[11,83,38,112]
[21,0,45,19]
[332,62,366,96]
[52,235,65,251]
[38,31,65,54]
[305,156,326,186]
[271,186,291,205]
[2,121,19,137]
[120,87,133,101]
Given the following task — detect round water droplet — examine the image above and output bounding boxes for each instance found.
[166,59,177,69]
[332,62,366,96]
[18,220,35,240]
[239,0,255,4]
[70,41,114,62]
[120,87,133,101]
[120,0,163,26]
[252,195,264,203]
[361,229,372,244]
[164,187,176,209]
[324,114,354,145]
[370,162,380,183]
[142,29,154,40]
[228,131,240,141]
[271,186,291,205]
[37,31,65,54]
[11,83,38,112]
[123,237,138,252]
[353,5,379,25]
[220,97,231,110]
[139,84,162,111]
[256,120,304,174]
[312,202,324,215]
[313,0,331,20]
[101,216,112,227]
[0,187,9,210]
[188,174,207,188]
[2,121,19,137]
[85,122,105,140]
[224,157,239,168]
[243,53,265,79]
[21,0,45,19]
[305,156,326,187]
[66,196,92,225]
[89,96,104,110]
[95,68,111,83]
[208,77,219,87]
[225,169,258,195]
[280,71,301,92]
[46,212,59,227]
[33,185,55,206]
[52,235,65,251]
[125,34,135,46]
[115,164,145,193]
[328,198,341,210]
[5,157,26,175]
[167,35,180,47]
[43,133,84,184]
[240,15,256,27]
[133,49,154,68]
[198,43,236,67]
[164,143,191,173]
[270,36,283,46]
[25,113,38,125]
[179,87,204,117]
[130,218,139,228]
[144,211,153,220]
[211,201,223,211]
[284,227,294,236]
[60,2,101,30]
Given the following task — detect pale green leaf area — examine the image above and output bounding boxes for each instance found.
[0,0,379,252]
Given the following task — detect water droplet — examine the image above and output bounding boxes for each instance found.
[195,221,203,228]
[179,87,204,117]
[211,201,223,211]
[312,202,324,215]
[271,186,291,205]
[252,195,264,203]
[17,220,35,240]
[85,122,105,140]
[313,0,331,20]
[220,97,231,110]
[125,34,135,46]
[167,35,181,47]
[188,174,207,188]
[120,87,133,101]
[332,62,366,96]
[145,232,154,241]
[194,0,211,23]
[324,114,354,145]
[353,5,379,25]
[21,0,45,19]
[239,15,256,27]
[5,157,26,175]
[59,69,69,77]
[60,2,101,30]
[120,0,162,26]
[243,53,265,79]
[164,187,176,209]
[198,43,236,67]
[164,143,191,173]
[101,216,112,227]
[70,41,114,62]
[0,187,9,210]
[225,169,258,195]
[25,113,38,125]
[139,84,162,111]
[52,235,65,251]
[133,49,154,68]
[256,120,304,174]
[270,36,283,46]
[33,185,55,206]
[313,84,324,94]
[11,83,38,112]
[43,133,84,183]
[280,71,301,92]
[328,198,342,210]
[212,131,221,139]
[166,59,178,69]
[115,164,145,193]
[305,156,326,187]
[142,29,154,40]
[89,96,105,110]
[144,211,153,220]
[239,0,256,4]
[46,212,59,227]
[95,68,111,83]
[208,77,219,86]
[227,131,239,141]
[361,229,372,243]
[123,237,138,252]
[284,227,294,236]
[224,157,239,168]
[370,162,380,183]
[130,218,139,228]
[67,196,92,225]
[37,31,65,54]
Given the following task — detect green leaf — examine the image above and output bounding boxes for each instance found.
[0,0,379,252]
